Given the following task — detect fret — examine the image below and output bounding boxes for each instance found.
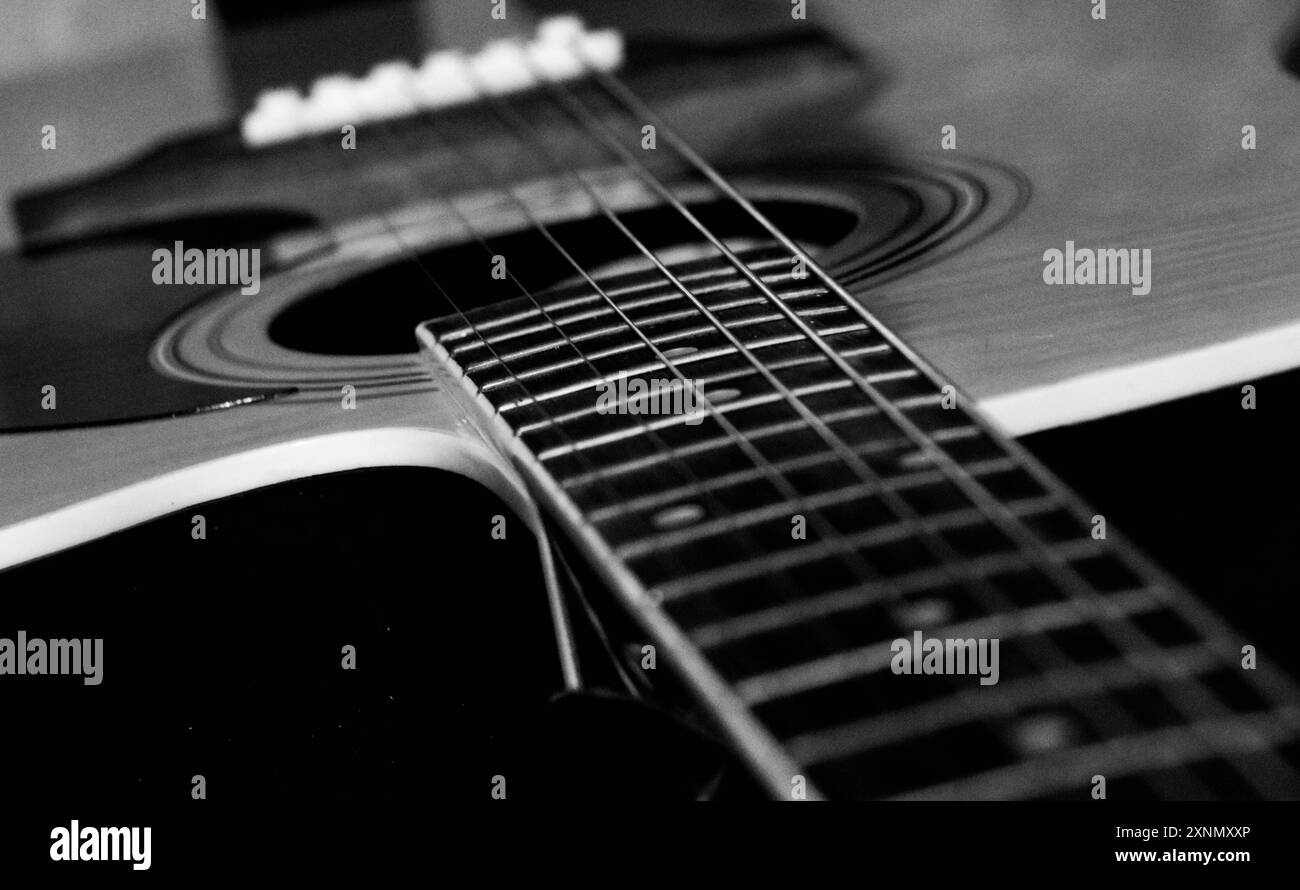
[701,576,1018,679]
[611,480,905,560]
[490,334,894,422]
[886,710,1300,801]
[684,547,1052,648]
[453,275,833,365]
[530,377,889,463]
[663,541,1153,634]
[426,250,792,343]
[470,327,795,396]
[592,454,1022,545]
[541,410,940,497]
[554,404,870,495]
[456,280,831,359]
[645,496,1062,599]
[734,586,1164,706]
[785,645,1222,767]
[613,473,1057,564]
[528,391,964,504]
[464,295,849,375]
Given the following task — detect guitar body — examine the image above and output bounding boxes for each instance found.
[2,0,1299,805]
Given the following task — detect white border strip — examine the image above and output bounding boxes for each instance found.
[979,321,1300,437]
[0,428,538,571]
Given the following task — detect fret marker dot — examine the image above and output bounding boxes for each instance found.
[653,503,706,530]
[898,450,934,470]
[892,598,952,628]
[708,387,743,404]
[1012,714,1074,756]
[662,346,697,359]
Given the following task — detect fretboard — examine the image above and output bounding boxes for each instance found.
[418,245,1300,800]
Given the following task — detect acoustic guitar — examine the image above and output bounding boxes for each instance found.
[2,0,1298,804]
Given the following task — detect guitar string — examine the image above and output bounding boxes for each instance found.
[433,70,1246,792]
[561,62,1300,789]
[530,60,1296,791]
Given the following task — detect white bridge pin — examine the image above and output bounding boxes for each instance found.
[414,50,477,109]
[241,87,306,147]
[239,15,624,147]
[357,61,420,120]
[302,74,368,132]
[470,39,537,95]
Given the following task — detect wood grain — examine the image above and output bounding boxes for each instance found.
[818,0,1300,430]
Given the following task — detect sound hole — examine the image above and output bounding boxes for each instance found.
[268,197,859,356]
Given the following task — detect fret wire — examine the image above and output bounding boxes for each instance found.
[447,253,790,341]
[655,502,1055,604]
[460,272,817,352]
[736,586,1163,706]
[616,482,1057,565]
[465,298,854,374]
[787,644,1223,767]
[516,346,887,436]
[534,375,896,462]
[559,67,1300,791]
[476,326,848,393]
[492,335,890,413]
[557,404,897,493]
[590,451,1017,527]
[503,75,1212,778]
[469,282,834,356]
[474,318,871,384]
[686,542,1088,649]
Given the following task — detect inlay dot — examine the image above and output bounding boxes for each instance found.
[892,597,952,628]
[707,387,743,404]
[898,450,935,470]
[662,346,698,359]
[1012,713,1075,756]
[653,503,706,530]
